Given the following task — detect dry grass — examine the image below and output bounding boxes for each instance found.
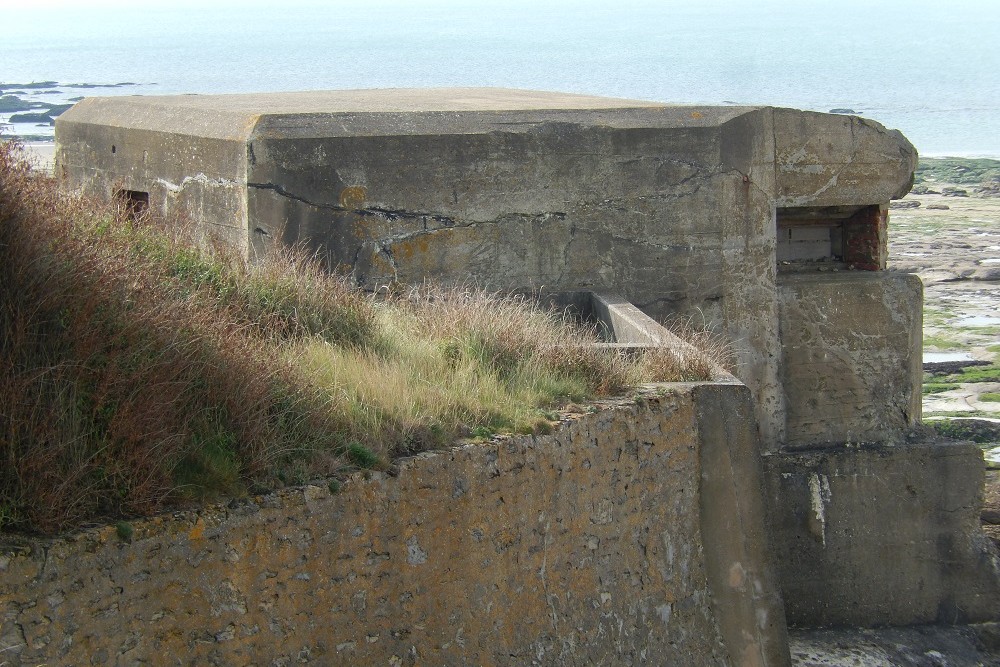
[0,139,727,535]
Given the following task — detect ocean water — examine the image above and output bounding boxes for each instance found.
[1,0,998,156]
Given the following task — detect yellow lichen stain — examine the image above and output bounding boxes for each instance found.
[339,186,367,210]
[690,111,704,119]
[188,518,206,541]
[393,236,432,262]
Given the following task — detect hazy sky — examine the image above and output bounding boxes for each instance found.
[3,0,997,153]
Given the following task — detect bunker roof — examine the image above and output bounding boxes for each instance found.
[59,87,761,140]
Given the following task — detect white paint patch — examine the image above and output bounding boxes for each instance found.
[156,173,239,193]
[809,473,832,547]
[656,603,672,625]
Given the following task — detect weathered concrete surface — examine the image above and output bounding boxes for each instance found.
[0,385,789,666]
[790,625,1000,666]
[54,88,919,450]
[764,441,1000,628]
[55,98,251,249]
[772,108,917,208]
[777,272,923,447]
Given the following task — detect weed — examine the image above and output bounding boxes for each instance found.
[115,521,134,542]
[346,443,381,470]
[470,426,494,440]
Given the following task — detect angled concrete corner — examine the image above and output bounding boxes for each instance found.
[696,382,791,667]
[771,108,918,207]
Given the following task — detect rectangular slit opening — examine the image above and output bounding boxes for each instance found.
[114,189,150,220]
[777,204,883,272]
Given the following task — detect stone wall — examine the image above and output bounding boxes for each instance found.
[0,384,789,667]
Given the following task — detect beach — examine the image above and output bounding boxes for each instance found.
[23,142,55,172]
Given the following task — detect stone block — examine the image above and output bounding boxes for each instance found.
[777,272,922,448]
[764,441,1000,628]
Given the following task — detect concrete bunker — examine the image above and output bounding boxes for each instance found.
[45,88,1000,662]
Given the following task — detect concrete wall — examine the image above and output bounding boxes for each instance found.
[242,103,787,446]
[764,441,1000,628]
[777,272,923,447]
[0,384,789,667]
[53,90,921,452]
[53,91,990,639]
[55,97,251,249]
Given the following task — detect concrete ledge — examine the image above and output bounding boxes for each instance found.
[1,384,788,666]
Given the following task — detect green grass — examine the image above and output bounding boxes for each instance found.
[915,157,1000,186]
[0,139,726,535]
[981,393,1000,403]
[923,383,959,395]
[924,410,989,419]
[927,418,1000,443]
[922,334,963,349]
[947,365,1000,383]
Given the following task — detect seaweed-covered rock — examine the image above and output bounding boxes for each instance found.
[8,112,54,124]
[0,94,44,113]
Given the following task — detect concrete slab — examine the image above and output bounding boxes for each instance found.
[790,625,1000,666]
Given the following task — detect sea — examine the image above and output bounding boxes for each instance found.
[1,0,999,157]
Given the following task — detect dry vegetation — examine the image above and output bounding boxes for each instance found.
[0,140,725,535]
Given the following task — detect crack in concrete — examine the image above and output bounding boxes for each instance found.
[248,182,344,211]
[556,221,577,285]
[250,181,575,233]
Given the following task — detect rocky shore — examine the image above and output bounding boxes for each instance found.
[0,80,139,141]
[888,157,1000,555]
